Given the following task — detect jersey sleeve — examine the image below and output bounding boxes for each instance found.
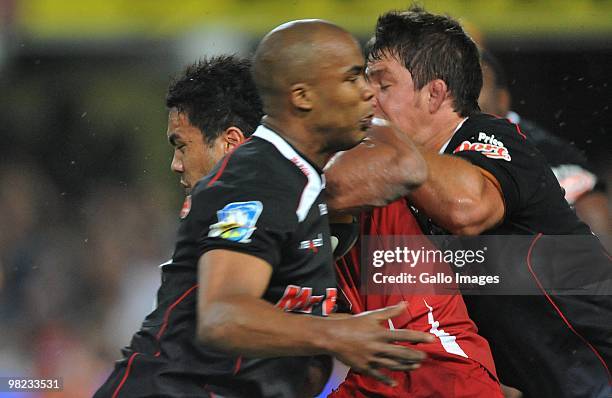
[448,122,557,218]
[185,180,298,269]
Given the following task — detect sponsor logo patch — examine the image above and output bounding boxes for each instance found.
[276,285,337,315]
[179,195,192,219]
[454,140,512,161]
[477,132,505,147]
[299,233,324,253]
[208,201,263,243]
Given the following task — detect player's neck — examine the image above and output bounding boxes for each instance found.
[423,113,465,152]
[261,116,328,169]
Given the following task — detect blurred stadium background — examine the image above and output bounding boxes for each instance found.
[0,0,610,396]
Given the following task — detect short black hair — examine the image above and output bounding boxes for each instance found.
[368,5,482,117]
[166,55,263,144]
[480,50,508,90]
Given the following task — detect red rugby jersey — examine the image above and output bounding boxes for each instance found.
[335,198,497,377]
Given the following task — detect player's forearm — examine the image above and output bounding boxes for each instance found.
[409,150,502,235]
[197,295,334,357]
[325,124,427,213]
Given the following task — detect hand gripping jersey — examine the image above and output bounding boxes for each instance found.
[415,113,612,398]
[94,125,337,398]
[331,199,503,398]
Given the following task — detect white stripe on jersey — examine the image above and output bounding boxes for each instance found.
[253,125,324,222]
[424,299,468,358]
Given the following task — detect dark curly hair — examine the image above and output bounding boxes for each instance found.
[367,5,482,117]
[166,55,263,144]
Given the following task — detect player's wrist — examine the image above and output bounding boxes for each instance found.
[309,317,339,355]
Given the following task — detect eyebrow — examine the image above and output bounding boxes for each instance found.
[365,66,384,78]
[346,65,365,76]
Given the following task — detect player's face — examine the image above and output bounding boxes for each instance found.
[367,54,430,145]
[312,37,374,151]
[167,109,225,194]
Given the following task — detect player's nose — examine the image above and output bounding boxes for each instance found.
[362,80,375,102]
[372,96,385,118]
[171,154,184,173]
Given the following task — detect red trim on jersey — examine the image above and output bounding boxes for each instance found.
[233,356,242,375]
[111,352,140,398]
[207,137,252,188]
[514,123,527,140]
[526,233,612,384]
[154,284,199,356]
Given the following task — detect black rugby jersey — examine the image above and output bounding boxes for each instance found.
[94,125,337,398]
[412,113,612,398]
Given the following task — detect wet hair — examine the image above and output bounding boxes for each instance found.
[367,5,482,116]
[166,55,263,144]
[480,50,508,90]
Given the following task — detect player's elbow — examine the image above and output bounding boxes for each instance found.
[445,197,502,235]
[196,303,235,352]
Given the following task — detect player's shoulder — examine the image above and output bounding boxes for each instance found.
[202,137,305,190]
[448,113,536,162]
[458,113,526,144]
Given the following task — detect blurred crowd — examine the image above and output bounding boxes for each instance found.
[0,159,178,396]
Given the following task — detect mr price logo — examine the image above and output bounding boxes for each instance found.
[454,140,511,161]
[276,285,337,316]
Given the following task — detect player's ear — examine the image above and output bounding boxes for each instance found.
[222,127,246,153]
[427,79,448,114]
[290,83,314,112]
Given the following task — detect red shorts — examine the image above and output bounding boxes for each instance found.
[329,353,503,398]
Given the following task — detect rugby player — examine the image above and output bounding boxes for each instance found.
[352,6,611,398]
[94,21,434,398]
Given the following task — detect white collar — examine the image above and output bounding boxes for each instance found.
[438,117,468,154]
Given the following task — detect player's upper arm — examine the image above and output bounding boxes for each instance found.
[447,119,548,231]
[198,249,272,309]
[413,152,505,235]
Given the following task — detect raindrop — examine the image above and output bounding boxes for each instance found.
[81,112,87,118]
[586,139,593,144]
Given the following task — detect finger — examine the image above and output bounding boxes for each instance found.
[374,344,428,363]
[361,368,397,387]
[362,301,407,321]
[386,329,435,343]
[368,357,416,371]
